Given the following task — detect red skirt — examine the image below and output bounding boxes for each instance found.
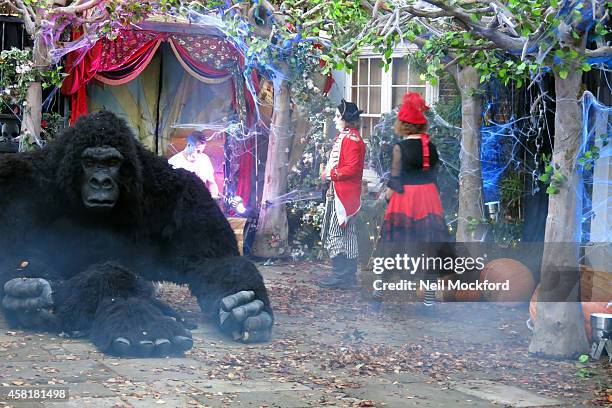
[381,183,449,243]
[377,183,452,280]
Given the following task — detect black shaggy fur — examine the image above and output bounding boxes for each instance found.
[0,111,272,354]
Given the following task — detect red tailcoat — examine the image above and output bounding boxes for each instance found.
[329,128,366,227]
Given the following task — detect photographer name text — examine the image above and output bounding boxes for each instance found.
[372,279,510,292]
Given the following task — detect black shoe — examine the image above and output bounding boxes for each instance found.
[331,254,347,274]
[369,289,383,311]
[318,254,356,289]
[318,273,356,289]
[344,257,359,276]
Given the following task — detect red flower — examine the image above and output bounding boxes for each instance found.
[41,119,48,128]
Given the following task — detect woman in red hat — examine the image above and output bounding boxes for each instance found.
[374,92,450,308]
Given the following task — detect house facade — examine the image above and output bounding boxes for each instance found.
[329,45,458,140]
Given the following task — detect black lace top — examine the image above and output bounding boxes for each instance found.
[387,137,439,192]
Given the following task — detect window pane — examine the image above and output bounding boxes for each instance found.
[392,58,408,86]
[408,86,426,99]
[369,86,381,114]
[359,59,368,85]
[352,69,358,86]
[361,118,372,140]
[370,58,382,85]
[408,64,425,85]
[392,87,407,109]
[359,87,368,112]
[352,87,358,103]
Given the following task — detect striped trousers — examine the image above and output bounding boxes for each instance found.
[324,199,359,260]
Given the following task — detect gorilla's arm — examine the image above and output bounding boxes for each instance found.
[182,257,273,342]
[159,176,273,342]
[0,154,62,331]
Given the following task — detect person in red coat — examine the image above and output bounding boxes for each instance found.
[318,100,366,289]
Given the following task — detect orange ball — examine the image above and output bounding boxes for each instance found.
[480,258,535,303]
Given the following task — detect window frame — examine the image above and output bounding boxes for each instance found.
[344,45,439,138]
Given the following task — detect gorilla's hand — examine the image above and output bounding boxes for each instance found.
[2,278,57,329]
[219,290,273,343]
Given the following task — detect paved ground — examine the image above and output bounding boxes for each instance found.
[0,261,610,408]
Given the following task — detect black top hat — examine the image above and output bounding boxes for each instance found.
[337,99,363,122]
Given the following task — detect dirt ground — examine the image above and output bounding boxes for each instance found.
[0,260,610,407]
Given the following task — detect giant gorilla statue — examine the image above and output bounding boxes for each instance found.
[0,111,273,356]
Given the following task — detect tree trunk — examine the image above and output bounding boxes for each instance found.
[251,77,292,258]
[454,66,484,241]
[20,81,42,151]
[528,68,589,359]
[20,37,47,151]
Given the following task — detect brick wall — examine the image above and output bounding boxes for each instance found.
[437,74,459,103]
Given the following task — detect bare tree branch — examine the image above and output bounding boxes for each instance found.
[48,0,104,15]
[14,0,35,35]
[418,0,526,52]
[301,3,324,19]
[419,0,476,26]
[442,55,461,70]
[360,0,374,12]
[586,46,612,59]
[405,5,448,18]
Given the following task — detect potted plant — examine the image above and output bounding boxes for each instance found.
[0,47,31,153]
[0,47,64,152]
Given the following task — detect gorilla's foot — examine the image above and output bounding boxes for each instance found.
[90,297,193,357]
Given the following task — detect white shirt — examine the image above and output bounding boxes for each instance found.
[168,151,219,198]
[325,131,346,178]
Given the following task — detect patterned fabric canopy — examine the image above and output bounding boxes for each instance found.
[62,29,256,127]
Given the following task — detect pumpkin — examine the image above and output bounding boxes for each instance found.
[480,258,535,303]
[416,275,456,301]
[529,285,611,341]
[455,289,482,302]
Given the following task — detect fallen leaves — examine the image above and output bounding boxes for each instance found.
[0,261,609,408]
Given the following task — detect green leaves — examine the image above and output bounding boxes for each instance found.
[466,216,485,233]
[577,137,606,171]
[576,367,595,378]
[575,354,594,378]
[538,154,566,195]
[558,69,568,79]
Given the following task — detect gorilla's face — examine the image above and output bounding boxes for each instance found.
[80,146,124,211]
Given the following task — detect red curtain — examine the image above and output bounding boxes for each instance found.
[61,29,259,209]
[235,140,254,207]
[61,30,163,124]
